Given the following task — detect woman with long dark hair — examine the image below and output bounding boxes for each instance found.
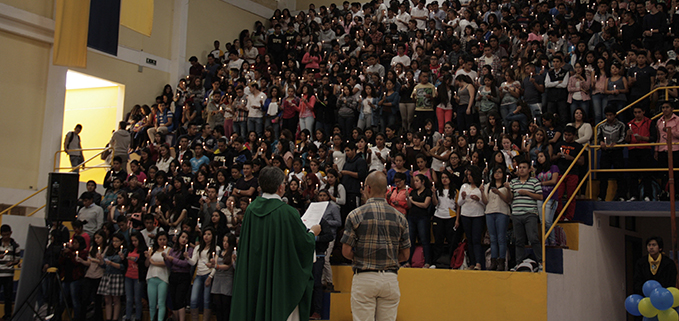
[406,174,433,268]
[457,166,485,270]
[188,227,219,321]
[481,166,512,270]
[431,171,460,267]
[211,234,237,321]
[123,231,147,321]
[165,230,195,321]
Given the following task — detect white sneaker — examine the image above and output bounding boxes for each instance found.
[429,265,436,269]
[618,197,626,202]
[644,197,651,202]
[627,197,637,202]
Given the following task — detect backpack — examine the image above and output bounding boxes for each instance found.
[553,225,568,248]
[411,245,425,268]
[450,240,468,269]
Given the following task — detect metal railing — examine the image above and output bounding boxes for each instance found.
[0,146,112,219]
[541,140,679,269]
[53,147,112,172]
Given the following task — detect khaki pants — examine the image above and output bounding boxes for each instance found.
[351,272,400,321]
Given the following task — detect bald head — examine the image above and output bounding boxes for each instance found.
[365,171,387,198]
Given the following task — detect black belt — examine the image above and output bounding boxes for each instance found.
[354,269,398,275]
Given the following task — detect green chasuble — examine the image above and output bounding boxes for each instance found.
[230,196,316,321]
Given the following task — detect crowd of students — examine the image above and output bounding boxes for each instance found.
[46,0,679,319]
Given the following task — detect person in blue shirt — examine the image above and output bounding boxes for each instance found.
[190,144,210,174]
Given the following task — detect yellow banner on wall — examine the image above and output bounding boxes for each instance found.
[53,0,90,68]
[120,0,154,36]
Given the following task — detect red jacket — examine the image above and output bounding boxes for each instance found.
[628,117,652,150]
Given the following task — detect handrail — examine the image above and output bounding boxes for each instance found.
[53,147,112,172]
[0,186,47,216]
[652,110,679,120]
[541,144,590,269]
[542,140,679,270]
[27,205,46,217]
[593,86,679,146]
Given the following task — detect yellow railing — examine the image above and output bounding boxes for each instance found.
[541,141,679,269]
[0,146,112,219]
[53,147,112,172]
[0,186,47,216]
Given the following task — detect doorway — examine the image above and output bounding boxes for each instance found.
[625,235,642,321]
[61,70,125,185]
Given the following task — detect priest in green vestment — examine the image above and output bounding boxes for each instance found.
[231,166,321,321]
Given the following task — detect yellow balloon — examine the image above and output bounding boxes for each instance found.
[658,308,679,321]
[668,287,679,308]
[640,297,660,318]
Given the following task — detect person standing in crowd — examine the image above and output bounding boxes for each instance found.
[78,193,104,237]
[341,171,410,321]
[109,121,131,167]
[634,236,677,294]
[64,124,84,169]
[230,166,320,321]
[338,142,368,220]
[626,106,656,201]
[0,225,19,320]
[656,102,679,191]
[508,159,543,271]
[553,126,585,218]
[597,107,628,201]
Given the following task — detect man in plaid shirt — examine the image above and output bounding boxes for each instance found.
[341,171,410,321]
[232,85,248,138]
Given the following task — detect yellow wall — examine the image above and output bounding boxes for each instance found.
[330,265,548,320]
[61,86,121,185]
[70,50,170,113]
[0,0,54,18]
[118,2,174,60]
[0,30,50,190]
[187,0,264,64]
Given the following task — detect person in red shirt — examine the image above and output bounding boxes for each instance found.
[655,102,679,191]
[626,106,657,201]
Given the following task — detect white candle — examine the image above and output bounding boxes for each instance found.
[75,251,79,257]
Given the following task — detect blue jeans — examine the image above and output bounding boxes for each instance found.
[381,111,397,133]
[500,103,516,127]
[528,103,543,126]
[125,277,143,321]
[69,155,84,168]
[461,216,486,268]
[538,199,558,245]
[407,215,431,265]
[62,279,83,320]
[247,117,263,137]
[190,274,212,310]
[591,94,607,124]
[485,213,509,259]
[233,121,247,138]
[505,113,528,131]
[569,100,590,120]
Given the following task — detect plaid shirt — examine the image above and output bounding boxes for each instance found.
[233,95,248,122]
[341,198,410,272]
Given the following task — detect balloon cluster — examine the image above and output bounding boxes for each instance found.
[625,281,679,321]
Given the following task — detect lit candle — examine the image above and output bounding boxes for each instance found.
[148,246,153,254]
[185,244,189,252]
[98,246,101,253]
[120,245,123,252]
[75,251,79,257]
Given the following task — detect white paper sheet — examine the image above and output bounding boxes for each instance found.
[301,201,329,229]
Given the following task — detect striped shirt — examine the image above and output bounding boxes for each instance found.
[0,241,19,277]
[341,198,410,272]
[510,177,542,216]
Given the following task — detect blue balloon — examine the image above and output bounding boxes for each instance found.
[651,288,675,310]
[645,281,663,297]
[627,294,644,316]
[643,317,660,321]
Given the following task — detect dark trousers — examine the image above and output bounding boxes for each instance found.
[628,149,655,199]
[599,149,627,199]
[0,276,12,318]
[212,294,232,321]
[82,277,103,321]
[311,258,325,315]
[432,216,459,265]
[282,116,299,137]
[338,116,355,138]
[460,216,486,268]
[413,110,435,132]
[408,214,431,265]
[658,150,679,190]
[169,272,192,310]
[547,100,569,123]
[456,105,474,132]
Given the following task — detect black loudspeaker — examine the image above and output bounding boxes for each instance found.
[46,172,79,221]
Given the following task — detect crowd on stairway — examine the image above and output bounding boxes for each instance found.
[45,0,679,320]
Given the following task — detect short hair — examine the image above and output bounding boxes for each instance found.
[81,192,94,200]
[71,220,83,229]
[604,105,618,115]
[563,126,577,134]
[143,214,155,222]
[646,236,664,250]
[0,225,11,233]
[258,166,286,194]
[345,141,357,151]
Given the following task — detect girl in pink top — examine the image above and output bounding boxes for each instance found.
[296,84,316,132]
